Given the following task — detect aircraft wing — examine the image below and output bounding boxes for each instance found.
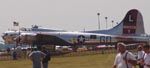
[34,34,72,46]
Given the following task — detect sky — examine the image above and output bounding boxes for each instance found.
[0,0,149,41]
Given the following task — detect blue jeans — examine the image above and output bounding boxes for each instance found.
[43,62,48,68]
[33,62,41,68]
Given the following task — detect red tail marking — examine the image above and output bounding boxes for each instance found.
[123,10,138,34]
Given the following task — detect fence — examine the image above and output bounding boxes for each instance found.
[0,45,138,60]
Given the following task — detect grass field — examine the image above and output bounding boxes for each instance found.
[0,53,116,68]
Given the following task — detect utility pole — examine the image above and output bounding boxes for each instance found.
[105,17,108,29]
[97,13,100,30]
[112,20,114,28]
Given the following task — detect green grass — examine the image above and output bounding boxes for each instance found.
[0,53,116,68]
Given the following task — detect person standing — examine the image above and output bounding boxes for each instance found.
[42,47,51,68]
[137,45,145,68]
[26,48,32,58]
[141,44,150,68]
[7,48,10,54]
[12,48,17,60]
[112,42,137,68]
[29,47,46,68]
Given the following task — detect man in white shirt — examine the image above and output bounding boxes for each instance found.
[112,42,137,68]
[137,45,145,68]
[141,44,150,68]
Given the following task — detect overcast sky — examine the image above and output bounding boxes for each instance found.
[0,0,150,41]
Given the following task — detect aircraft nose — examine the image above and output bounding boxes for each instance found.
[1,32,19,44]
[2,34,5,40]
[2,33,11,40]
[2,33,6,39]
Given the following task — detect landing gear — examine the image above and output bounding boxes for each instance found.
[72,45,78,52]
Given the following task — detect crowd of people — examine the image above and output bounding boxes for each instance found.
[3,42,150,68]
[28,43,150,68]
[10,46,51,68]
[112,42,150,68]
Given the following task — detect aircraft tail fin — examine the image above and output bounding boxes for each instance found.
[121,9,145,35]
[104,9,145,35]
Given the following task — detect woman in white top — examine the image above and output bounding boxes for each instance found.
[141,44,150,68]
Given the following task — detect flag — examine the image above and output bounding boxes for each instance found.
[13,21,19,26]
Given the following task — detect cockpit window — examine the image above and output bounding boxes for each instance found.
[20,28,32,31]
[20,28,26,31]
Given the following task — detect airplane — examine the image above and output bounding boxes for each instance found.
[2,9,150,51]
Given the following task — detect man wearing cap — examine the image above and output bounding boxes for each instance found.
[113,42,137,68]
[29,46,46,68]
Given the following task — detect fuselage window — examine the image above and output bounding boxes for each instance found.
[90,35,97,39]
